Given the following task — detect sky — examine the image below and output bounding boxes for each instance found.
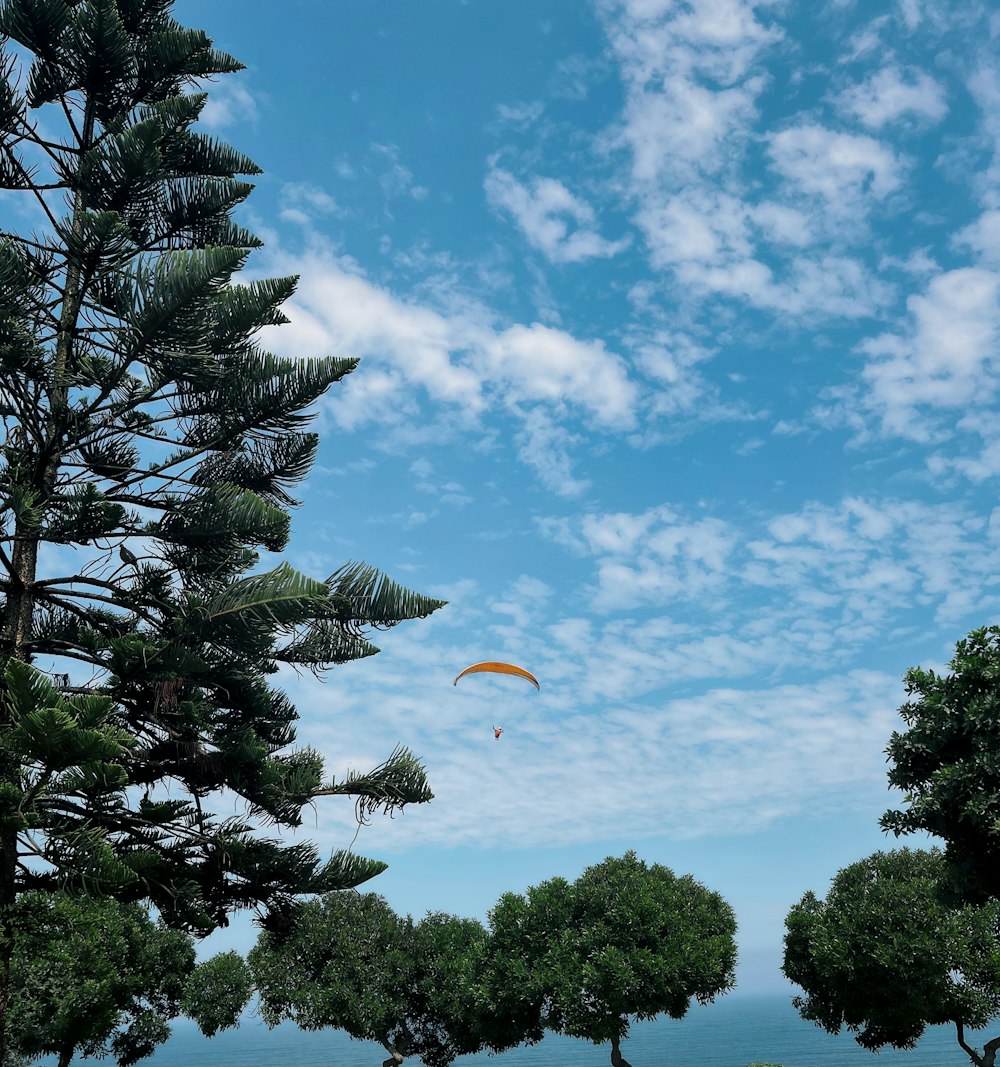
[10,0,1000,1008]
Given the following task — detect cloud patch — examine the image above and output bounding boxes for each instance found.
[835,65,948,128]
[767,125,902,205]
[484,167,631,263]
[857,267,1000,440]
[253,246,639,479]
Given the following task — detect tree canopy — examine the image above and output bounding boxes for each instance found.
[882,626,1000,906]
[8,891,195,1067]
[180,950,252,1040]
[486,851,738,1067]
[404,911,521,1067]
[783,847,1000,1067]
[250,891,540,1067]
[250,891,419,1066]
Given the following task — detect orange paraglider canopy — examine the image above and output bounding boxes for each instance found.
[453,661,540,690]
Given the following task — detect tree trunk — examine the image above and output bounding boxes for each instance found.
[610,1034,633,1067]
[0,92,96,1067]
[381,1036,405,1067]
[955,1022,1000,1067]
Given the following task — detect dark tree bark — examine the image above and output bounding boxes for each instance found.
[956,1023,1000,1067]
[611,1033,633,1067]
[381,1036,405,1066]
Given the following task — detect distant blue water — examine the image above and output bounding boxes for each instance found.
[59,995,997,1067]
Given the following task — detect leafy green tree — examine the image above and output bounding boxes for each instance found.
[783,848,1000,1067]
[0,0,443,1056]
[405,911,529,1067]
[487,851,738,1067]
[251,891,418,1066]
[250,894,529,1067]
[181,950,252,1039]
[8,890,196,1067]
[882,627,1000,906]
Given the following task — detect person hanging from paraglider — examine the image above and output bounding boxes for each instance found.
[453,661,539,740]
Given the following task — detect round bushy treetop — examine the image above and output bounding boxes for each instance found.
[783,847,1000,1063]
[250,891,416,1056]
[406,912,527,1067]
[9,891,196,1067]
[487,850,737,1063]
[250,894,542,1067]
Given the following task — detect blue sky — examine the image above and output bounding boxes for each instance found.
[11,0,1000,1006]
[170,0,999,996]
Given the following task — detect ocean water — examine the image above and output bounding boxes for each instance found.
[65,995,996,1067]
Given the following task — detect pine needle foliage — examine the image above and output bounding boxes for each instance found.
[0,0,445,1056]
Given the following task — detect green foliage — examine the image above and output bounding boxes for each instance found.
[6,891,195,1067]
[882,626,1000,906]
[250,893,531,1067]
[0,0,446,959]
[485,851,737,1062]
[181,951,252,1037]
[405,912,526,1067]
[783,847,1000,1060]
[251,892,417,1052]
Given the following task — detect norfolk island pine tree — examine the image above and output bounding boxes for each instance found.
[0,0,444,1058]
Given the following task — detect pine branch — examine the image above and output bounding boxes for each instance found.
[326,561,447,631]
[312,745,434,822]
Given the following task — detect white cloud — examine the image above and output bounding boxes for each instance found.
[271,492,1000,852]
[549,495,1000,644]
[278,182,341,226]
[372,142,428,201]
[197,77,258,130]
[955,209,1000,267]
[620,74,762,184]
[637,189,752,270]
[484,168,631,264]
[515,412,591,498]
[598,0,782,284]
[598,1,897,322]
[751,202,813,247]
[580,495,994,635]
[836,65,948,128]
[606,0,780,86]
[767,124,902,204]
[592,515,728,606]
[290,658,904,851]
[494,100,545,128]
[640,205,891,315]
[842,16,892,62]
[630,330,717,415]
[253,245,639,457]
[486,323,637,429]
[967,63,1000,209]
[858,268,1000,439]
[897,0,922,29]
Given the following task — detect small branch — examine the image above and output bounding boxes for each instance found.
[957,1021,987,1067]
[33,574,123,591]
[984,1036,1000,1067]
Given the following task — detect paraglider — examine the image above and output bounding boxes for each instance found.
[452,662,540,689]
[453,662,539,740]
